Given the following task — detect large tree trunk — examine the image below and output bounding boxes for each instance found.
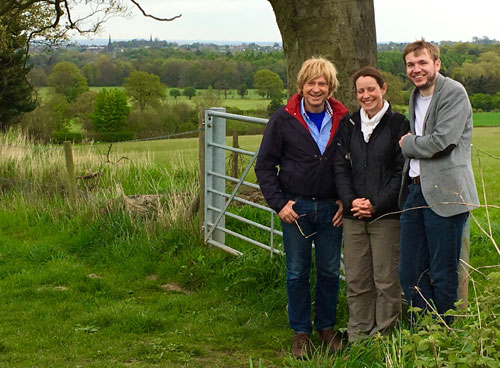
[268,0,376,111]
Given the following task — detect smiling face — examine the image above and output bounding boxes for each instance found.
[355,76,387,118]
[302,76,330,113]
[405,48,441,96]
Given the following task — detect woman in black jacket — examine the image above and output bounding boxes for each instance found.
[334,66,409,342]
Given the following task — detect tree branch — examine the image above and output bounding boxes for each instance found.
[1,0,182,36]
[129,0,182,21]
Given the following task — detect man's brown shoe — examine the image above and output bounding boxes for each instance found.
[291,332,311,359]
[318,328,345,353]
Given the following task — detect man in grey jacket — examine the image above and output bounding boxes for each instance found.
[398,39,479,324]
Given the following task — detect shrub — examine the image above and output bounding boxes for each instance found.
[51,131,83,144]
[92,88,130,132]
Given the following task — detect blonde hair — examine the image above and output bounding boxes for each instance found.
[296,57,339,95]
[402,38,440,62]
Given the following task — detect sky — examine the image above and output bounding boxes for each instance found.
[74,0,500,44]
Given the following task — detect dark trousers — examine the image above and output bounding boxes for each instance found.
[281,197,342,334]
[399,183,468,325]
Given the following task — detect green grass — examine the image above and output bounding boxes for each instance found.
[0,204,290,367]
[38,86,274,111]
[472,112,500,126]
[394,105,500,127]
[0,127,499,367]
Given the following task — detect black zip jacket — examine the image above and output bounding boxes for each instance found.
[333,106,410,220]
[255,93,348,214]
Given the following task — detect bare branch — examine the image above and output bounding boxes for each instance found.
[413,286,458,334]
[475,147,500,160]
[368,202,499,224]
[1,0,182,39]
[129,0,182,21]
[470,211,500,256]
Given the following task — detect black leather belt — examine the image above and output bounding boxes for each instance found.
[411,176,420,185]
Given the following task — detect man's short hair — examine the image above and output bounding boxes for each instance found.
[402,39,440,62]
[352,66,385,89]
[296,57,339,95]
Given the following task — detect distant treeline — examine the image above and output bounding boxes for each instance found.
[28,45,287,91]
[28,37,500,109]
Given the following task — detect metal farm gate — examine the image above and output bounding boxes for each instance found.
[202,108,283,257]
[201,107,471,305]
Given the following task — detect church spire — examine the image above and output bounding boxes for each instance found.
[107,35,113,52]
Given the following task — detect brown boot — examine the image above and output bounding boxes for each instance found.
[318,328,345,353]
[291,332,311,359]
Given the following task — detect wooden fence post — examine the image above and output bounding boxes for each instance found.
[63,141,76,208]
[458,219,470,309]
[231,131,239,178]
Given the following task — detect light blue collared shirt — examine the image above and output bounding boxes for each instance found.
[300,97,333,154]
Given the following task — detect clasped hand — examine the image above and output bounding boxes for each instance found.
[351,198,374,219]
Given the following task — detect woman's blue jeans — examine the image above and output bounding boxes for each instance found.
[399,183,468,324]
[281,197,342,334]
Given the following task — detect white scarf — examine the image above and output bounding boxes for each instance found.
[360,100,390,143]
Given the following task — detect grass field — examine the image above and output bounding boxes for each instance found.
[0,126,499,367]
[37,86,272,110]
[472,111,500,126]
[38,86,500,128]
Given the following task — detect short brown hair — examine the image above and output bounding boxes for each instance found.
[296,57,339,95]
[352,66,385,89]
[402,38,440,62]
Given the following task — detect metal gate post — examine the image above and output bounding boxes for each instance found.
[204,108,226,245]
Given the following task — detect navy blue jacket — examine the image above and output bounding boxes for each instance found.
[255,93,348,213]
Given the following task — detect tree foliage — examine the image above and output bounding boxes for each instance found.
[377,51,406,78]
[380,71,405,106]
[469,93,500,112]
[238,84,248,99]
[452,52,500,94]
[0,16,36,131]
[253,69,283,99]
[123,70,166,112]
[92,88,129,132]
[47,61,88,102]
[80,55,134,87]
[183,86,197,100]
[29,48,286,92]
[68,90,97,130]
[169,88,181,99]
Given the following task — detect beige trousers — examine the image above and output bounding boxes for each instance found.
[343,218,402,342]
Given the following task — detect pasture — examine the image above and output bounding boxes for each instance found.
[37,86,273,111]
[37,86,500,127]
[0,127,498,367]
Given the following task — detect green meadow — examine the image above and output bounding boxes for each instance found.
[37,86,500,127]
[37,86,273,111]
[0,127,499,367]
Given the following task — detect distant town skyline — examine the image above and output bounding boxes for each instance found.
[73,0,500,44]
